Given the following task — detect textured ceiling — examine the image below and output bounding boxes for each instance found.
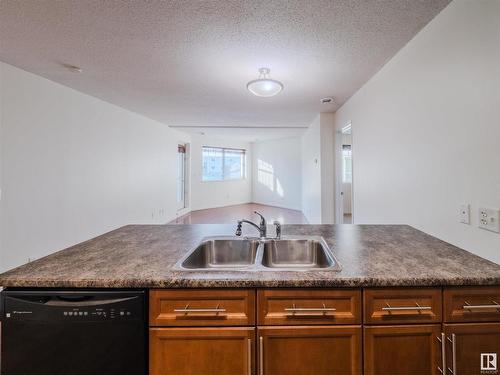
[0,0,450,136]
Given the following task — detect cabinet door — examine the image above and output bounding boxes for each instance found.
[364,325,442,375]
[444,323,500,375]
[150,327,255,375]
[257,325,361,375]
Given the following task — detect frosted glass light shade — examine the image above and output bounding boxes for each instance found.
[247,79,283,97]
[247,68,283,97]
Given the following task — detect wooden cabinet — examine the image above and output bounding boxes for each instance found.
[364,288,442,324]
[257,326,362,375]
[149,289,256,374]
[364,325,442,375]
[443,323,500,375]
[148,286,500,375]
[257,288,361,325]
[149,289,255,326]
[149,327,255,375]
[444,286,500,323]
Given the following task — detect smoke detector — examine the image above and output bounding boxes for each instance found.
[320,97,334,104]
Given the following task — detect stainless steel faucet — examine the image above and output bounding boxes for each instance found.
[236,211,267,238]
[235,211,282,239]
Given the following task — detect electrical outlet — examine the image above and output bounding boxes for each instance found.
[459,204,470,224]
[478,207,500,233]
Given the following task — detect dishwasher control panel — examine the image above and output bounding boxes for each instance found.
[2,290,145,322]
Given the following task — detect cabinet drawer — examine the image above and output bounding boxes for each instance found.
[257,289,361,325]
[364,288,442,324]
[444,287,500,323]
[149,289,255,326]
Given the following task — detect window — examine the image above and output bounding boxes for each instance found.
[342,144,352,183]
[202,146,246,181]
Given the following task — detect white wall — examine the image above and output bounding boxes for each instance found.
[252,137,302,210]
[301,116,322,223]
[301,113,335,224]
[319,113,335,224]
[0,62,190,272]
[190,135,252,211]
[334,0,500,264]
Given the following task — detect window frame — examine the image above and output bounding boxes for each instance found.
[201,146,246,182]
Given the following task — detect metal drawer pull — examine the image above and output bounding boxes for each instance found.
[174,303,226,314]
[463,300,500,310]
[382,302,432,312]
[259,336,264,375]
[437,333,446,374]
[284,303,336,314]
[446,334,457,375]
[247,338,252,375]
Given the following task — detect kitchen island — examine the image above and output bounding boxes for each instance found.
[1,224,500,375]
[0,224,499,288]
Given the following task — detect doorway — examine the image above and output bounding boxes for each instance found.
[177,144,188,210]
[338,124,353,223]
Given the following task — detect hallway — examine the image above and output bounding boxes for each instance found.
[169,203,308,225]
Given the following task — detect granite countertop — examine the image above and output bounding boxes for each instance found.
[0,224,499,288]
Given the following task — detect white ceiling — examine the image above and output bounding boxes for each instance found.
[0,0,450,140]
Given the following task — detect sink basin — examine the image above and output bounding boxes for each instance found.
[180,238,259,269]
[261,238,340,270]
[175,236,341,271]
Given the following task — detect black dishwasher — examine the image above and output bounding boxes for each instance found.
[0,289,147,375]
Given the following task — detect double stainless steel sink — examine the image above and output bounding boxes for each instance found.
[175,236,341,271]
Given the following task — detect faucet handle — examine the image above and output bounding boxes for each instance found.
[254,211,266,225]
[273,221,281,239]
[235,220,242,236]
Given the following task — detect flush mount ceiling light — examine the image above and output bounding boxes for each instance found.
[247,68,283,97]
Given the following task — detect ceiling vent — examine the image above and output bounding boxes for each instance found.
[320,97,334,104]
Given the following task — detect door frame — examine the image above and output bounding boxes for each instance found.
[335,122,354,224]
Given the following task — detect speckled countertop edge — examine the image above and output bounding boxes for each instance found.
[0,224,499,288]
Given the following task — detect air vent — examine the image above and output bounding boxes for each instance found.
[320,97,334,104]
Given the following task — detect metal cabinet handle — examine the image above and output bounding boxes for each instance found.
[382,302,432,312]
[446,334,456,374]
[174,303,226,314]
[259,336,264,375]
[247,338,252,375]
[174,308,227,313]
[463,300,500,310]
[284,303,336,314]
[437,333,446,374]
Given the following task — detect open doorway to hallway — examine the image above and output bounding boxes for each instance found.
[338,123,353,224]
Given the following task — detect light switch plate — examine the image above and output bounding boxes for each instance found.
[478,207,500,233]
[459,204,470,224]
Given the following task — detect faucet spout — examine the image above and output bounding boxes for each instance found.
[235,218,267,238]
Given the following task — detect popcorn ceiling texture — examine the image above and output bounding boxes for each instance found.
[0,224,498,288]
[0,0,450,130]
